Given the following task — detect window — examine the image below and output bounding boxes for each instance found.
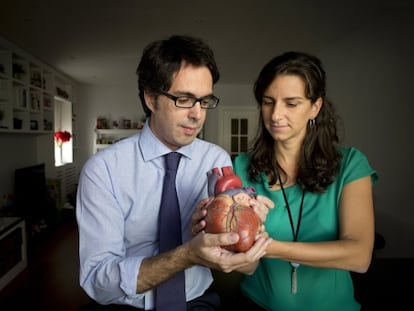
[230,118,249,160]
[54,97,73,166]
[219,106,259,160]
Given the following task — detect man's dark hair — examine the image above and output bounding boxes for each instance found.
[136,35,220,116]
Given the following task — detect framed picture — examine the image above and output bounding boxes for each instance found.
[123,119,131,129]
[96,118,108,129]
[30,120,38,130]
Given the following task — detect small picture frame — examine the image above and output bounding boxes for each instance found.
[96,118,108,129]
[30,120,38,130]
[123,119,131,129]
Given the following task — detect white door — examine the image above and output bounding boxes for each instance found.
[218,106,259,160]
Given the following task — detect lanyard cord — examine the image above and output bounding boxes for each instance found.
[278,174,305,242]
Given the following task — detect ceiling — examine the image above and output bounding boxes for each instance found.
[0,0,412,85]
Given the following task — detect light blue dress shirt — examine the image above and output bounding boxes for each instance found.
[76,120,231,309]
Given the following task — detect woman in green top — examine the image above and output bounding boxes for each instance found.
[231,52,378,310]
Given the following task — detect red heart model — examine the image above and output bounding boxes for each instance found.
[204,166,261,252]
[213,166,243,195]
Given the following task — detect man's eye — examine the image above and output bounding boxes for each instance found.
[201,98,211,104]
[177,97,192,104]
[287,102,298,107]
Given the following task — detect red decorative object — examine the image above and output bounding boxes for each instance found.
[204,166,261,252]
[55,130,72,147]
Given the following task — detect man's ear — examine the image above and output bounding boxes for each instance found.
[144,92,156,113]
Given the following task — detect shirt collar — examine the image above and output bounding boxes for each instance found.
[139,118,195,162]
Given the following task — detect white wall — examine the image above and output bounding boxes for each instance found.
[318,11,414,258]
[75,81,145,172]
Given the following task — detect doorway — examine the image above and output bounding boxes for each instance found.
[218,106,259,160]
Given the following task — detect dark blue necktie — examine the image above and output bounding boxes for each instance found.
[155,152,186,311]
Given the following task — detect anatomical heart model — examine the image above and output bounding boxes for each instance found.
[204,166,261,252]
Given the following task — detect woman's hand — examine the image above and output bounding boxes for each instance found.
[250,195,274,234]
[250,195,274,222]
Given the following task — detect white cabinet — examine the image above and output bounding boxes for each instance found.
[0,36,73,134]
[0,217,27,290]
[94,129,140,153]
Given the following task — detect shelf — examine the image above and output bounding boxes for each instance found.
[0,36,74,134]
[95,128,141,135]
[94,128,140,153]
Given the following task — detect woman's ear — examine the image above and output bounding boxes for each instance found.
[311,97,323,119]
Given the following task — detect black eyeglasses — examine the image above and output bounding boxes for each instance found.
[158,90,219,109]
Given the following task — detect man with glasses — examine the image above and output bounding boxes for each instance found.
[157,90,219,110]
[76,35,273,311]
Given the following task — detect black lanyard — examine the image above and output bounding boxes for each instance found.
[278,175,305,242]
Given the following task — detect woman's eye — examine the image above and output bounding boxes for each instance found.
[262,100,274,106]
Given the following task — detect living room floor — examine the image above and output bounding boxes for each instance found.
[0,215,413,310]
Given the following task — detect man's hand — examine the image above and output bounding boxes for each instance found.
[185,230,272,273]
[191,198,212,236]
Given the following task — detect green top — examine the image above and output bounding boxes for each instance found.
[233,147,378,311]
